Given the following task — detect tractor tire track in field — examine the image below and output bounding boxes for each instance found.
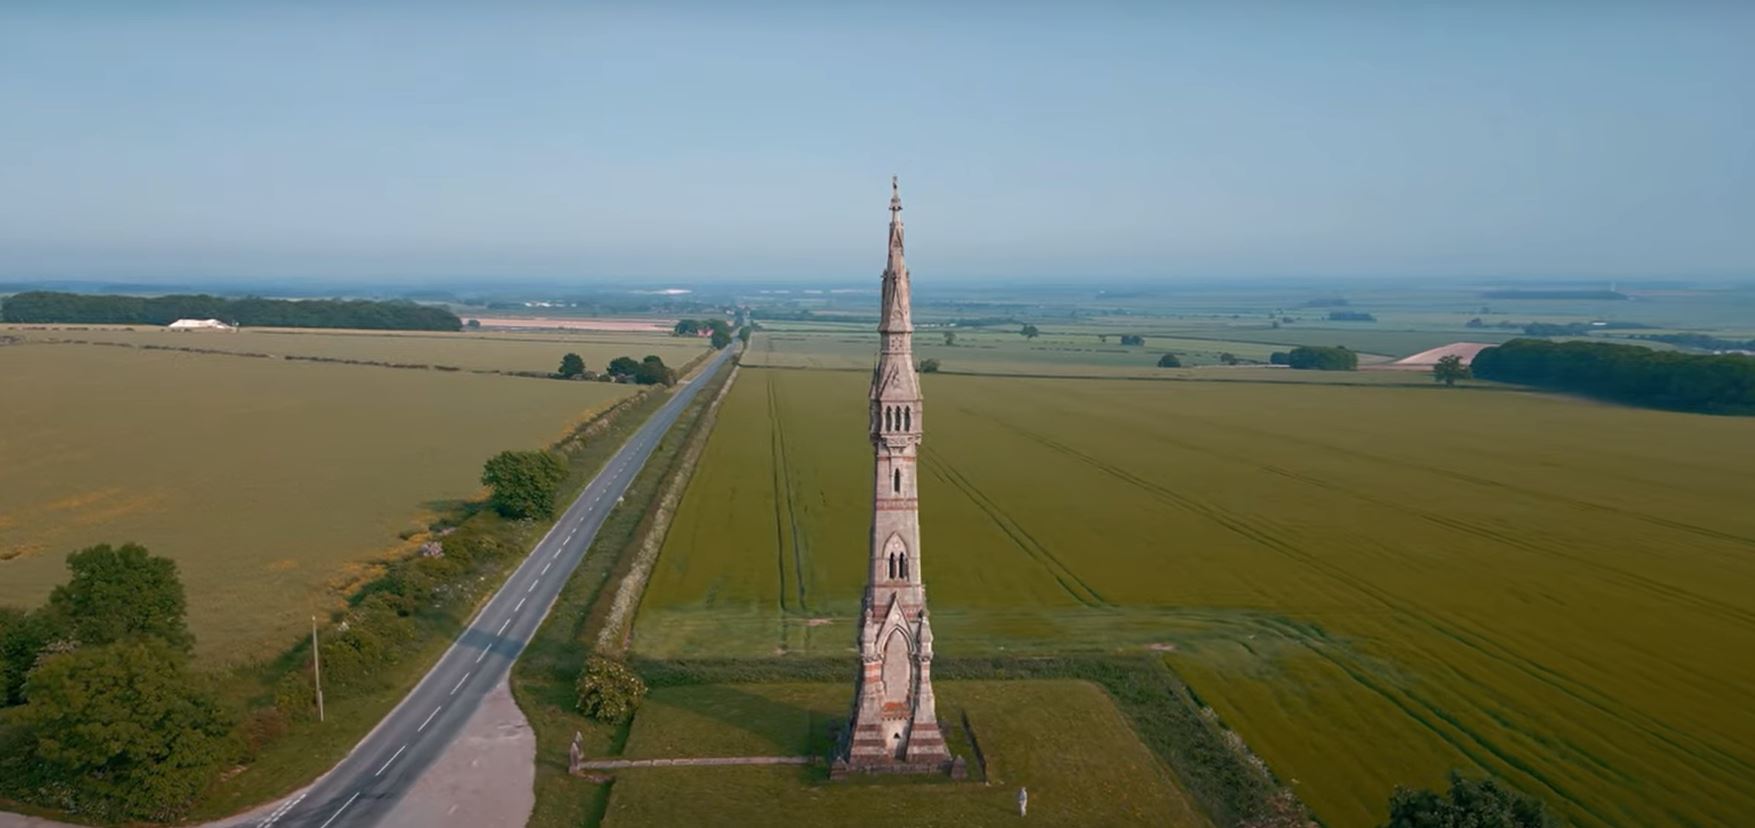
[1051,402,1755,782]
[1259,463,1755,633]
[766,377,810,614]
[1007,396,1755,783]
[923,447,1110,608]
[971,410,1753,817]
[1159,405,1755,552]
[1254,621,1622,828]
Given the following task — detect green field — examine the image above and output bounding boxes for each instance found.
[635,365,1755,826]
[0,341,641,663]
[599,680,1205,826]
[3,325,706,377]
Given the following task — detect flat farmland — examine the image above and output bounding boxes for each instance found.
[636,366,1755,826]
[0,342,636,663]
[744,329,1387,375]
[4,325,706,376]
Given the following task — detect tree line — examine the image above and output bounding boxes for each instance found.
[1269,345,1357,370]
[1472,338,1755,414]
[0,291,462,331]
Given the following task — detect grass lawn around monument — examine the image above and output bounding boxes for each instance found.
[597,680,1209,827]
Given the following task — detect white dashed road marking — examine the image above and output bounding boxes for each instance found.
[318,792,360,828]
[376,744,407,777]
[451,672,470,695]
[514,597,526,613]
[419,705,442,732]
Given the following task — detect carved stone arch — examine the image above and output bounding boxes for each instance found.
[904,406,912,431]
[879,626,915,707]
[883,532,907,563]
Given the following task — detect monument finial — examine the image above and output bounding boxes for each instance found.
[890,176,902,213]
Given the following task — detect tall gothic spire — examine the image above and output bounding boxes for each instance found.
[838,178,951,777]
[880,176,912,334]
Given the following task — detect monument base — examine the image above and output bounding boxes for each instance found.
[830,755,966,781]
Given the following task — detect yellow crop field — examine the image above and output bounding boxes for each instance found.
[0,342,636,663]
[636,366,1755,826]
[3,325,707,377]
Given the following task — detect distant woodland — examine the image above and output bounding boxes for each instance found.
[0,291,462,331]
[1473,338,1755,414]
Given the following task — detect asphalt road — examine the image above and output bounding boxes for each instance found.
[251,346,734,828]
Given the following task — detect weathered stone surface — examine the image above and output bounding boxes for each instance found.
[839,179,953,776]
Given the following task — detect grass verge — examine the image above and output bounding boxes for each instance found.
[511,352,739,828]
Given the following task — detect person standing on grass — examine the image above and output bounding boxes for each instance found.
[1018,786,1028,817]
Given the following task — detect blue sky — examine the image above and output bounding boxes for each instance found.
[1,2,1750,284]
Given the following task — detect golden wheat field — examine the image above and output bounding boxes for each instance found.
[0,341,640,663]
[3,324,706,376]
[636,364,1755,826]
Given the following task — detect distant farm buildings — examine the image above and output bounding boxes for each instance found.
[166,318,236,332]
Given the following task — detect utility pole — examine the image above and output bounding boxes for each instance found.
[312,616,325,723]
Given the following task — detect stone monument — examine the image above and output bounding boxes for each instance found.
[834,178,954,777]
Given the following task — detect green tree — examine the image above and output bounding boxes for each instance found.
[943,331,956,346]
[1020,324,1040,339]
[576,655,647,723]
[465,318,481,329]
[607,355,640,379]
[558,352,586,378]
[737,325,753,344]
[1381,771,1554,828]
[48,543,192,652]
[1287,345,1358,371]
[710,329,732,350]
[1,608,68,706]
[1157,353,1182,368]
[480,450,569,519]
[1120,334,1145,346]
[920,358,941,373]
[672,319,701,336]
[1433,354,1470,386]
[18,639,235,820]
[633,355,675,386]
[1219,352,1239,365]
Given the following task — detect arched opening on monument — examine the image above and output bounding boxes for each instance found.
[883,407,892,431]
[904,406,912,430]
[887,553,896,579]
[893,468,901,493]
[881,629,912,704]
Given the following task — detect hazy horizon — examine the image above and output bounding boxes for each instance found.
[3,2,1751,285]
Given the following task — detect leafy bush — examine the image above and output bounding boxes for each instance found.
[920,358,941,373]
[48,542,193,652]
[15,639,235,821]
[481,450,569,519]
[576,655,647,723]
[1382,770,1555,828]
[1269,351,1291,365]
[1157,353,1182,368]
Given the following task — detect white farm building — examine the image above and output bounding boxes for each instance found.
[166,318,236,331]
